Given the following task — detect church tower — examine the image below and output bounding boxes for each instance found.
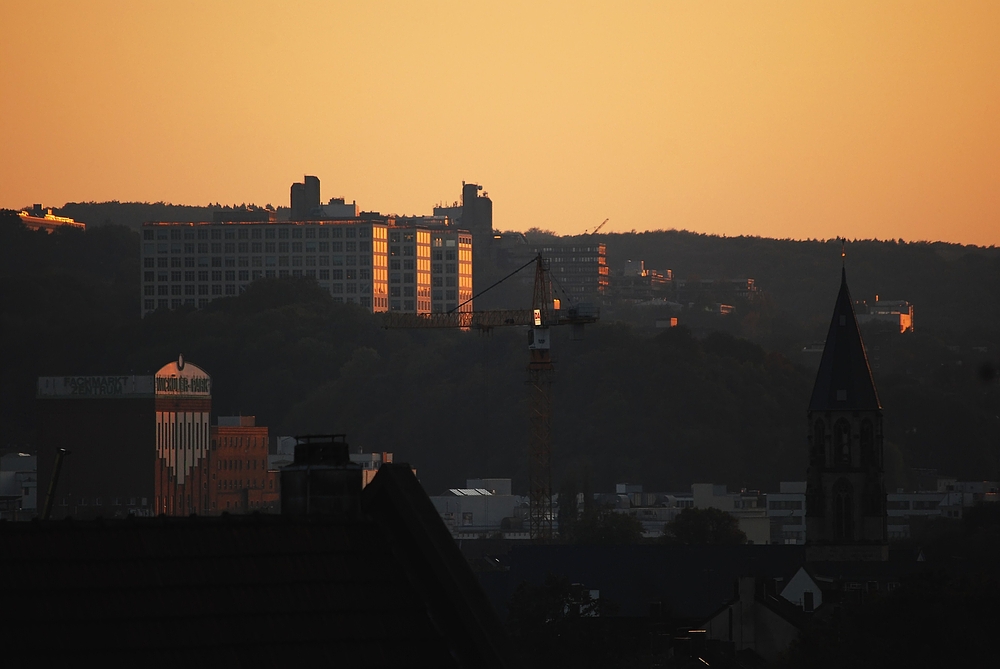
[805,268,888,561]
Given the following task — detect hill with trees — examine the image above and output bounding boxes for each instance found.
[2,210,998,496]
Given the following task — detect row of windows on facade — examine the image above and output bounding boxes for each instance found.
[144,277,376,297]
[390,287,462,300]
[145,282,461,299]
[143,225,466,247]
[551,265,610,273]
[144,266,463,283]
[217,458,266,471]
[216,479,274,491]
[144,240,379,255]
[143,239,462,261]
[144,295,379,311]
[145,254,374,269]
[393,300,431,312]
[768,500,804,510]
[145,268,375,285]
[144,225,371,241]
[59,497,147,507]
[159,497,273,512]
[534,246,604,253]
[546,256,606,263]
[886,499,944,510]
[143,256,465,274]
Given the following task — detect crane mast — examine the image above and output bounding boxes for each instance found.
[528,255,555,539]
[383,254,598,540]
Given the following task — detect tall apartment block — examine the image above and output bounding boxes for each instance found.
[140,220,391,317]
[434,182,492,290]
[391,218,474,314]
[387,227,432,314]
[430,228,473,313]
[290,175,321,220]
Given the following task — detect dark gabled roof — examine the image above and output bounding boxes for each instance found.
[0,464,513,668]
[808,269,881,412]
[362,464,514,669]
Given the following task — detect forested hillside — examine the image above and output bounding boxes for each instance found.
[587,230,1000,344]
[3,211,998,495]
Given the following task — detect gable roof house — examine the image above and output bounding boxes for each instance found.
[0,446,513,667]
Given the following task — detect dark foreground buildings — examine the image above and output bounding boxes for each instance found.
[0,458,512,667]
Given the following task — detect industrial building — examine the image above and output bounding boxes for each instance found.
[430,478,524,539]
[36,356,278,518]
[212,416,279,513]
[17,205,86,232]
[495,237,609,300]
[140,219,392,316]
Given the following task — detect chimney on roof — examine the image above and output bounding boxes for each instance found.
[280,435,362,518]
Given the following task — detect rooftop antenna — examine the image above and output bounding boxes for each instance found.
[841,238,846,267]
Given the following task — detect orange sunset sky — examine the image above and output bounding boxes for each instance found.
[2,1,998,245]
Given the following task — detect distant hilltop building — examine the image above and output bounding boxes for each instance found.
[141,218,392,316]
[140,219,472,317]
[289,175,321,220]
[212,205,276,223]
[289,175,360,220]
[494,233,609,300]
[435,182,493,289]
[17,205,85,232]
[139,175,477,318]
[855,297,914,333]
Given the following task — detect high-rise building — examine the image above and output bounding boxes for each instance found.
[434,182,492,289]
[430,228,473,313]
[139,219,391,316]
[805,269,888,561]
[386,226,432,313]
[290,175,321,220]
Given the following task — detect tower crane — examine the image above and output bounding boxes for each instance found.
[383,255,599,540]
[586,218,609,235]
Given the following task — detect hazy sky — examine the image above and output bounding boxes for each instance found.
[2,1,998,245]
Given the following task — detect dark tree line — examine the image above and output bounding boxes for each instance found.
[3,211,999,496]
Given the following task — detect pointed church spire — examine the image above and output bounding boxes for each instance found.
[808,266,881,411]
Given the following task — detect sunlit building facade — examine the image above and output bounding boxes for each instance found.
[430,229,473,313]
[37,357,279,519]
[139,220,390,317]
[154,357,213,515]
[387,227,432,313]
[18,205,86,233]
[211,416,279,513]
